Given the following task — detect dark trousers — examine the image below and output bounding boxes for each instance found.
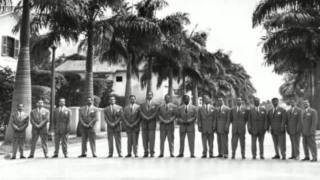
[160,129,174,155]
[272,133,286,158]
[30,129,48,156]
[251,134,265,158]
[303,135,317,159]
[12,133,25,158]
[54,133,68,156]
[142,130,156,156]
[81,127,96,156]
[127,130,139,156]
[201,132,213,156]
[289,133,301,158]
[179,131,195,156]
[232,133,245,157]
[108,131,121,156]
[217,133,228,156]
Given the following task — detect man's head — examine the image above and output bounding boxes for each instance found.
[129,95,136,105]
[17,103,24,112]
[288,98,296,107]
[146,91,153,101]
[254,98,260,107]
[109,95,116,105]
[303,99,310,109]
[271,98,279,108]
[37,99,44,109]
[59,98,66,107]
[217,98,224,107]
[182,95,190,105]
[164,94,171,104]
[203,95,211,105]
[236,98,242,107]
[87,97,93,106]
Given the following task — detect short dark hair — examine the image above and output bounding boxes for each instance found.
[129,95,136,99]
[271,98,279,101]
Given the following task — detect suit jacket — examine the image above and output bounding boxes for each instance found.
[123,103,140,132]
[286,107,303,135]
[158,103,177,131]
[177,104,197,132]
[216,105,231,134]
[104,104,123,132]
[230,106,248,135]
[79,105,98,129]
[53,106,71,134]
[140,101,159,130]
[30,108,49,133]
[247,106,268,135]
[267,107,286,135]
[11,111,29,136]
[302,108,318,136]
[198,104,216,133]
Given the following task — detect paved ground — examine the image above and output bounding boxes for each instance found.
[1,129,320,180]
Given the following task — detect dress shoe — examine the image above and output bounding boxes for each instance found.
[281,157,286,160]
[252,156,256,160]
[11,156,16,160]
[176,154,184,158]
[215,154,223,158]
[44,154,48,158]
[64,155,68,158]
[242,156,246,160]
[158,154,164,158]
[150,154,154,158]
[272,155,280,159]
[260,156,265,160]
[295,156,300,160]
[143,154,148,158]
[289,156,295,160]
[134,155,139,158]
[93,155,97,158]
[170,154,175,158]
[311,158,317,162]
[28,155,34,159]
[78,154,87,158]
[20,156,26,159]
[52,155,58,158]
[125,154,132,158]
[301,157,310,161]
[231,156,235,159]
[201,155,207,158]
[107,155,113,158]
[190,155,196,158]
[209,155,214,158]
[118,155,123,158]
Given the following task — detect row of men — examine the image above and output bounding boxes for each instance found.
[10,92,318,162]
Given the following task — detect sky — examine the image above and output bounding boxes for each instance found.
[11,0,284,101]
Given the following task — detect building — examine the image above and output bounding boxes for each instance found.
[56,59,181,104]
[0,6,19,70]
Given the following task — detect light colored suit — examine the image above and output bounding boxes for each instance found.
[123,103,140,156]
[11,111,29,158]
[30,108,49,157]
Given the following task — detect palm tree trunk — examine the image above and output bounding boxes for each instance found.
[312,63,320,130]
[192,82,199,106]
[4,0,32,144]
[182,75,186,95]
[84,23,94,102]
[125,57,132,106]
[146,57,153,96]
[168,68,173,97]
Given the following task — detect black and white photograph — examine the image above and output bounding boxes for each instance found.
[0,0,320,179]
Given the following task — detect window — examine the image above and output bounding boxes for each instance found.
[1,36,19,59]
[116,76,123,82]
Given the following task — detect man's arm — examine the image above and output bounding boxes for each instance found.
[104,110,115,127]
[30,112,38,128]
[10,116,19,131]
[112,108,123,126]
[79,109,89,128]
[281,109,286,131]
[225,109,231,132]
[187,108,198,123]
[19,116,29,131]
[247,110,252,133]
[197,109,202,131]
[66,110,71,132]
[311,110,318,135]
[88,109,98,127]
[296,109,303,133]
[38,111,49,128]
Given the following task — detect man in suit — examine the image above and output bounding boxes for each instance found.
[78,97,98,158]
[11,104,29,160]
[176,95,197,158]
[28,99,50,158]
[268,98,287,160]
[230,98,248,159]
[52,98,71,158]
[247,98,268,159]
[301,100,318,162]
[140,91,159,158]
[198,95,215,158]
[104,95,123,158]
[286,99,303,160]
[122,95,141,158]
[158,94,177,158]
[215,98,231,159]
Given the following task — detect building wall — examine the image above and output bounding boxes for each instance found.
[0,13,19,70]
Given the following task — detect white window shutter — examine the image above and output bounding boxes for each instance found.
[14,39,19,59]
[1,36,7,56]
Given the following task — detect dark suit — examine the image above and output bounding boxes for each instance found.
[247,107,268,158]
[268,107,286,158]
[104,104,123,156]
[123,104,140,156]
[302,108,318,160]
[79,105,98,156]
[140,101,158,156]
[216,106,231,157]
[158,103,177,155]
[11,111,29,158]
[230,106,248,157]
[177,104,197,156]
[52,107,71,156]
[30,108,49,157]
[198,104,215,156]
[286,107,302,158]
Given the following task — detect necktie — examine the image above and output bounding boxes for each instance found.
[131,105,134,113]
[206,105,209,113]
[185,106,188,113]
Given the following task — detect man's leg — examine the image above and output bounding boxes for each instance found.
[53,133,60,156]
[179,130,186,155]
[201,133,208,156]
[88,129,96,156]
[168,129,174,156]
[18,136,25,157]
[279,133,286,158]
[258,134,265,158]
[108,131,114,156]
[271,134,280,156]
[159,130,166,156]
[251,135,257,158]
[302,136,310,159]
[308,135,318,160]
[127,131,133,156]
[149,130,156,156]
[29,131,39,157]
[295,134,301,159]
[81,128,88,155]
[40,132,48,157]
[142,129,149,156]
[133,131,140,156]
[217,133,222,156]
[289,135,295,158]
[114,131,122,156]
[61,133,68,157]
[208,133,214,157]
[12,137,18,158]
[231,133,239,158]
[187,131,195,156]
[240,133,246,158]
[222,134,229,157]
